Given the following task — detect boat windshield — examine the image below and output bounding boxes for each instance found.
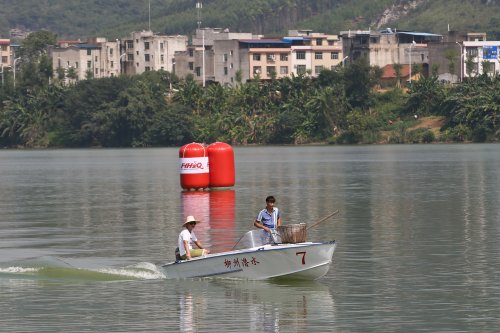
[233,230,270,250]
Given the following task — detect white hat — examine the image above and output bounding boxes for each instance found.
[183,215,200,226]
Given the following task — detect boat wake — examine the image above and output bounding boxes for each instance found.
[0,256,166,282]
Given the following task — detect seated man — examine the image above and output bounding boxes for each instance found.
[178,215,209,260]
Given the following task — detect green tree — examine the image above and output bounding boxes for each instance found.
[19,30,57,61]
[393,63,403,88]
[344,59,373,109]
[407,77,445,116]
[444,48,458,75]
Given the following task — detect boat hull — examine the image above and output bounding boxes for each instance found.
[160,241,336,280]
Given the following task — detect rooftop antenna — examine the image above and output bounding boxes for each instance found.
[148,0,151,31]
[196,1,205,87]
[196,1,202,29]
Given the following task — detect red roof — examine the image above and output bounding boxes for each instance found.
[381,64,410,79]
[0,40,11,45]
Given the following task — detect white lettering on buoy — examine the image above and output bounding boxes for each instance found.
[179,157,209,174]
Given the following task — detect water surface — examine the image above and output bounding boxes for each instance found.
[1,145,499,332]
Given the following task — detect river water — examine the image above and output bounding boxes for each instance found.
[1,145,499,332]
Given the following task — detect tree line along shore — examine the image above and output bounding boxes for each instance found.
[1,36,499,148]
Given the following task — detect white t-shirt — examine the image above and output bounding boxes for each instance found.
[178,229,197,256]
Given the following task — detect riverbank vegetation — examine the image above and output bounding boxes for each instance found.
[0,56,499,148]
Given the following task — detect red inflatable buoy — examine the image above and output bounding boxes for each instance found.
[179,143,209,190]
[207,142,235,188]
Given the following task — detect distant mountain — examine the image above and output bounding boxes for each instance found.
[1,0,499,40]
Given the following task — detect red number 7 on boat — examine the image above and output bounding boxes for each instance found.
[296,251,306,265]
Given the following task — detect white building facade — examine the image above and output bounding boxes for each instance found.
[462,41,500,77]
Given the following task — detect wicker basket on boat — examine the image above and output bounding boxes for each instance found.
[277,223,307,243]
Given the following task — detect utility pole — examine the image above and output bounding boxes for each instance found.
[409,41,416,84]
[456,41,464,82]
[13,57,21,88]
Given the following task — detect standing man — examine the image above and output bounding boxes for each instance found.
[254,195,282,243]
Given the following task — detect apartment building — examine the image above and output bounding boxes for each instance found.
[175,44,216,83]
[50,31,186,82]
[340,29,442,75]
[51,44,100,83]
[243,39,292,81]
[1,39,11,68]
[50,38,121,83]
[175,28,253,85]
[213,39,245,85]
[176,28,344,85]
[122,31,187,75]
[288,30,343,75]
[427,31,493,82]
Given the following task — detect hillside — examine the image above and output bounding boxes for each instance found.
[1,0,499,40]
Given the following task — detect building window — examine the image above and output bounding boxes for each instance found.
[316,38,323,46]
[266,66,276,75]
[267,54,275,62]
[223,53,228,62]
[128,54,134,61]
[331,52,339,60]
[296,51,306,60]
[280,54,288,61]
[110,48,113,55]
[280,66,288,74]
[229,50,233,56]
[188,62,194,70]
[315,52,323,60]
[95,56,98,62]
[95,68,98,74]
[161,54,164,63]
[87,49,91,56]
[1,45,7,51]
[189,49,194,57]
[297,65,306,74]
[111,61,114,68]
[224,67,228,75]
[160,42,164,50]
[87,61,92,68]
[195,67,201,76]
[315,65,324,74]
[127,41,133,49]
[230,63,233,69]
[467,48,478,57]
[145,54,150,62]
[145,66,151,71]
[253,53,261,61]
[253,66,261,75]
[75,62,79,68]
[328,40,335,46]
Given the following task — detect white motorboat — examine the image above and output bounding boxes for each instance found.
[160,230,336,280]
